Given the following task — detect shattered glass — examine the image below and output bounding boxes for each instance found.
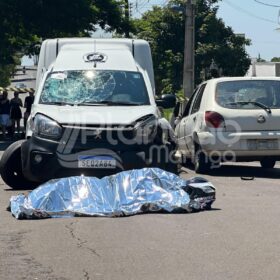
[40,70,150,105]
[9,168,216,219]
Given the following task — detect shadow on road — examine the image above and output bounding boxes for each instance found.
[182,162,280,179]
[4,188,33,192]
[11,78,36,83]
[209,164,280,179]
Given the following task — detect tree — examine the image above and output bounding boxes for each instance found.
[0,0,129,86]
[271,57,280,62]
[133,0,251,95]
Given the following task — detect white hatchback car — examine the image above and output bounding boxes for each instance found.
[175,77,280,173]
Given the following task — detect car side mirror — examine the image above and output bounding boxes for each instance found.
[156,94,176,109]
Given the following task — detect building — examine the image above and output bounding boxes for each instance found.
[246,61,280,77]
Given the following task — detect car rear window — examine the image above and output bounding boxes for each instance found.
[216,80,280,109]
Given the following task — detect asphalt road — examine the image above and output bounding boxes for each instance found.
[0,155,280,280]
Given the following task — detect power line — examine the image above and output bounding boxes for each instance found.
[254,0,280,8]
[132,0,169,17]
[224,0,278,24]
[134,0,150,16]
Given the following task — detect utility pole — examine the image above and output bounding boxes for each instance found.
[183,0,195,99]
[124,0,130,38]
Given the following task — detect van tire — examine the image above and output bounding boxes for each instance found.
[194,147,211,174]
[163,161,178,174]
[181,154,192,167]
[0,140,36,189]
[260,159,276,169]
[154,148,178,174]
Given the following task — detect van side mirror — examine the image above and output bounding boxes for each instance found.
[156,94,176,109]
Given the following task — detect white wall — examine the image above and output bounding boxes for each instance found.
[246,63,276,77]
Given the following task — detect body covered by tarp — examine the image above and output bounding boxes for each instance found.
[10,168,216,219]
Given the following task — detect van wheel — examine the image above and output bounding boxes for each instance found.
[260,159,276,169]
[155,148,178,174]
[194,147,211,174]
[163,161,178,174]
[0,140,36,189]
[181,154,193,167]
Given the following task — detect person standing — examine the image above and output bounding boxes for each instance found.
[0,91,11,139]
[24,91,34,129]
[10,92,23,136]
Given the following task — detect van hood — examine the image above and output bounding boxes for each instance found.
[31,104,158,125]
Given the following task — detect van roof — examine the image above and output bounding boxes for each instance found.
[52,47,138,72]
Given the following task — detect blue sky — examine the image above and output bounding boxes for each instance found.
[217,0,280,60]
[133,0,280,60]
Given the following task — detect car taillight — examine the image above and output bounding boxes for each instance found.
[205,111,225,128]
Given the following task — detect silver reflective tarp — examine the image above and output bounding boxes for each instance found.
[10,168,216,219]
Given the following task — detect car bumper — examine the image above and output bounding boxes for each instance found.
[198,130,280,158]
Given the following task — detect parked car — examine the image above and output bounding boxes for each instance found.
[0,38,177,189]
[175,77,280,173]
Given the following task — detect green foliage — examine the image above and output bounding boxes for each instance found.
[271,57,280,62]
[162,108,173,121]
[0,0,127,86]
[0,65,16,87]
[133,4,185,95]
[133,0,251,95]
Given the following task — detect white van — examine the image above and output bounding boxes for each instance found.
[0,38,177,189]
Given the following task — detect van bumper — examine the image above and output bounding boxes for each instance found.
[21,136,160,183]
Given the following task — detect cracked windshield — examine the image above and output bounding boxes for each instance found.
[40,70,150,105]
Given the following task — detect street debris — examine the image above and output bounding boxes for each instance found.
[241,176,255,181]
[9,168,216,219]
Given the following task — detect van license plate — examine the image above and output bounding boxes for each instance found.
[78,156,116,169]
[247,140,278,150]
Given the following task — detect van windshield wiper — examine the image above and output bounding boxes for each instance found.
[75,102,107,106]
[40,101,75,106]
[77,101,146,106]
[226,101,272,114]
[102,101,146,106]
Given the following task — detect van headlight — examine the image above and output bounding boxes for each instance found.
[134,115,157,142]
[31,114,62,140]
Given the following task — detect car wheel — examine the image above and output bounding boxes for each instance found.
[194,147,211,174]
[260,159,276,169]
[0,140,37,189]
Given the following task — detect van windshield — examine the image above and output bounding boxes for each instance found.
[216,80,280,109]
[40,70,150,105]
